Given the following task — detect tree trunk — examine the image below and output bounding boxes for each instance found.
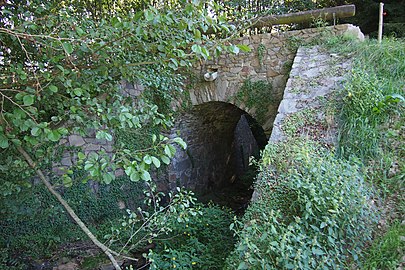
[250,5,356,28]
[205,5,356,35]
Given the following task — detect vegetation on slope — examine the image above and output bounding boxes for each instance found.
[226,37,404,269]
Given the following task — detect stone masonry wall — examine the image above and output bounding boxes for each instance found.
[191,24,363,134]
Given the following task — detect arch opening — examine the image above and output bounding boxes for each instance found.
[168,101,267,212]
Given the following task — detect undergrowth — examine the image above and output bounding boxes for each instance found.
[225,140,378,269]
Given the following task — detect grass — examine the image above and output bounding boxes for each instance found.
[362,222,405,270]
[327,37,405,269]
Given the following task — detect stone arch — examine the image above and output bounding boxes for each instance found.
[167,101,267,199]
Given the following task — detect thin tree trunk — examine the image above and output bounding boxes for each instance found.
[15,145,123,270]
[204,4,356,35]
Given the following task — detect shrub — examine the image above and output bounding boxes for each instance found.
[225,140,378,270]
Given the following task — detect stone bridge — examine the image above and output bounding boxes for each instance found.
[167,24,363,196]
[190,24,362,133]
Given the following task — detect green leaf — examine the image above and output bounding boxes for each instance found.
[200,46,210,60]
[237,44,251,52]
[151,156,161,168]
[144,10,154,21]
[75,26,84,36]
[143,155,152,165]
[62,176,73,187]
[161,155,170,165]
[173,137,187,149]
[191,44,202,54]
[237,262,248,270]
[130,171,140,182]
[47,130,61,142]
[73,88,83,96]
[312,248,325,256]
[96,130,113,141]
[164,144,171,157]
[49,85,58,93]
[0,134,9,149]
[140,170,151,181]
[62,42,73,54]
[194,29,201,39]
[102,172,114,184]
[78,152,86,160]
[31,127,41,136]
[23,95,34,106]
[229,45,240,54]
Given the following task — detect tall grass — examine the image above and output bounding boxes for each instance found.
[338,38,405,161]
[336,38,404,269]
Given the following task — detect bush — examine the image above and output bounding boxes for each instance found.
[225,140,378,270]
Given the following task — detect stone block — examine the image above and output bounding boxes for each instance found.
[60,157,72,166]
[267,69,279,77]
[84,144,101,152]
[68,134,85,147]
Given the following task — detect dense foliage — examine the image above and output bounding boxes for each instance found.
[225,140,378,269]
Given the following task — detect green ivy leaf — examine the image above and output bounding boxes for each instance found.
[23,95,34,106]
[31,127,41,136]
[0,134,9,149]
[102,172,114,184]
[173,137,187,149]
[228,45,240,54]
[143,155,152,165]
[78,152,86,160]
[47,130,61,142]
[96,130,113,141]
[130,171,140,182]
[49,85,58,93]
[73,88,83,96]
[191,44,202,54]
[62,175,73,187]
[144,10,154,21]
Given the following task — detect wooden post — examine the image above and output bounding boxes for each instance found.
[378,2,384,43]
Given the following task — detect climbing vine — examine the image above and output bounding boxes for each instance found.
[257,43,266,66]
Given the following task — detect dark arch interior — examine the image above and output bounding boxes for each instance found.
[170,101,267,212]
